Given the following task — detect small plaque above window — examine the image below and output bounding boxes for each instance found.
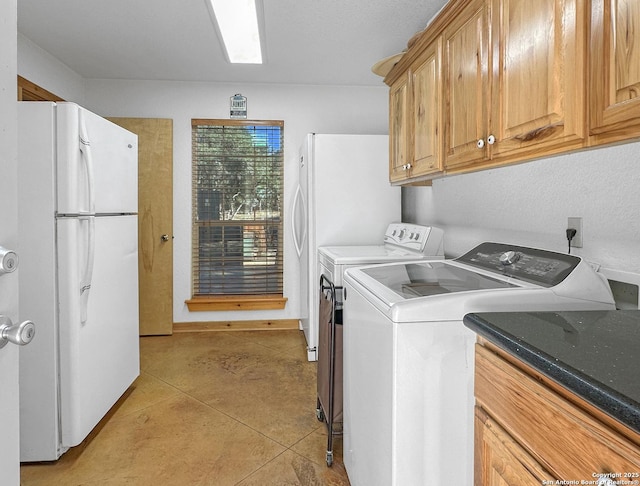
[230,93,247,119]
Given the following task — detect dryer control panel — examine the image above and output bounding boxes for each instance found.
[457,242,581,287]
[383,223,444,256]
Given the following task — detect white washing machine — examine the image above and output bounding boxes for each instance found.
[342,242,616,486]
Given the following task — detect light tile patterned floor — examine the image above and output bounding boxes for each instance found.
[20,330,350,486]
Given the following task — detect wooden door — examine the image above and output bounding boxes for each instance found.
[589,0,640,144]
[412,37,444,177]
[443,0,490,170]
[389,75,411,182]
[108,118,174,335]
[490,0,585,159]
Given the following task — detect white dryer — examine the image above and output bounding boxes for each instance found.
[318,222,445,314]
[342,242,616,486]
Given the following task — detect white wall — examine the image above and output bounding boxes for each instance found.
[403,142,640,274]
[18,34,85,103]
[84,79,389,323]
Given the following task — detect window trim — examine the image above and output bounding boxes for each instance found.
[188,118,286,312]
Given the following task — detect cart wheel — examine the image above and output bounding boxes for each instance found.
[326,451,333,467]
[316,407,325,422]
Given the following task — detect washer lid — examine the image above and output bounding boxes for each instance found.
[357,261,519,303]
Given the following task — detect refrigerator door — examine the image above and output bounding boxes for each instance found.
[56,102,138,215]
[296,135,315,359]
[56,214,140,448]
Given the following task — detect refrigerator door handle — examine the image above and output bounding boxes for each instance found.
[292,185,307,258]
[79,216,95,323]
[78,110,96,214]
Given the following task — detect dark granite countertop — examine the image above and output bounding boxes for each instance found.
[463,310,640,434]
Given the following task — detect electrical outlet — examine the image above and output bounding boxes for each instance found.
[567,217,583,248]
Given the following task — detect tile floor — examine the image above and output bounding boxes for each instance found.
[20,330,350,485]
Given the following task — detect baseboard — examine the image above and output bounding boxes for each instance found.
[173,319,300,333]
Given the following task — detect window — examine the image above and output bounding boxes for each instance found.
[188,119,285,311]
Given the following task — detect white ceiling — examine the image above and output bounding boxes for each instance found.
[17,0,447,87]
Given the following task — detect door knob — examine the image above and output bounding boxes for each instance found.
[161,234,170,242]
[0,246,18,275]
[0,315,35,348]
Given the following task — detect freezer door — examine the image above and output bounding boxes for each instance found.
[56,103,138,215]
[57,215,140,448]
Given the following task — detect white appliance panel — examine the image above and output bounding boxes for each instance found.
[296,133,401,360]
[56,103,138,215]
[343,282,393,486]
[57,215,139,447]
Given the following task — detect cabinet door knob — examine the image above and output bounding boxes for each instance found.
[487,134,496,145]
[477,138,485,149]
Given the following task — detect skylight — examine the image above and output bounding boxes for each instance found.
[207,0,264,64]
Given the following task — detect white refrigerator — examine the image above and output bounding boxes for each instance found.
[17,102,140,461]
[292,134,401,361]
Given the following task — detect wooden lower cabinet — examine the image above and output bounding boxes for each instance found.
[475,408,553,486]
[474,343,640,484]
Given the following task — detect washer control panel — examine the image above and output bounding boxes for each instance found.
[457,242,581,287]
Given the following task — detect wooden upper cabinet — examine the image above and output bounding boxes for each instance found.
[490,0,586,159]
[444,0,586,172]
[411,37,444,178]
[388,38,444,184]
[389,75,410,183]
[589,0,640,144]
[443,0,489,170]
[386,0,640,183]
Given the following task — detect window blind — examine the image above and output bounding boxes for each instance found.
[191,119,284,297]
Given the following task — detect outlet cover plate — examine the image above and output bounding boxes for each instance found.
[568,217,583,248]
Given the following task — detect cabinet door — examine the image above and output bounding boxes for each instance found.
[443,0,490,170]
[389,75,411,182]
[490,0,585,159]
[590,0,640,143]
[412,38,443,177]
[475,408,554,486]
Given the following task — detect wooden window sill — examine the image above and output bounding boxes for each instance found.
[185,295,288,312]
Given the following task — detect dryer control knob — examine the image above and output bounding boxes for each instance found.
[499,251,520,266]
